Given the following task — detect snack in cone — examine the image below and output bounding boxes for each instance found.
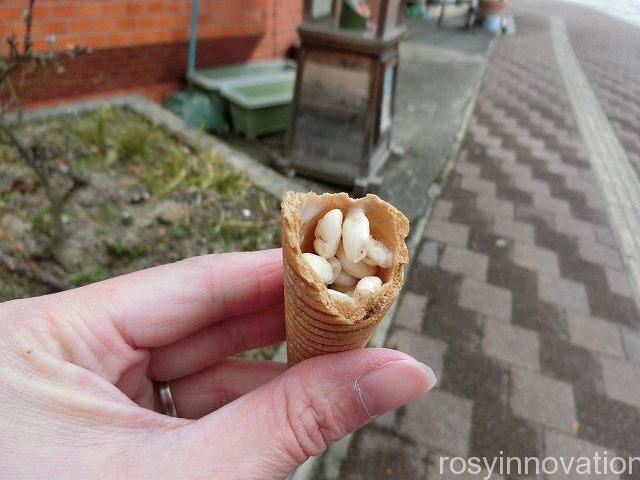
[281,191,410,366]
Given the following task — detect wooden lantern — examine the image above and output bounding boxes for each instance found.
[288,0,406,189]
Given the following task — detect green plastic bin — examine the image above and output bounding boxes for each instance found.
[162,90,226,133]
[187,59,296,120]
[221,77,294,139]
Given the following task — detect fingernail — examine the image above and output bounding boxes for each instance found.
[355,360,437,417]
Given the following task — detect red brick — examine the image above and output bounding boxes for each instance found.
[147,30,170,43]
[31,38,50,52]
[107,33,129,46]
[0,6,22,21]
[115,17,136,31]
[66,20,96,34]
[128,30,149,44]
[146,1,166,14]
[77,3,103,18]
[137,16,157,29]
[11,0,303,105]
[102,3,127,17]
[154,15,176,29]
[39,21,67,35]
[93,18,117,32]
[82,34,109,49]
[125,3,146,15]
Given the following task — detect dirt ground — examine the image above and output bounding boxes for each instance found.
[0,107,281,305]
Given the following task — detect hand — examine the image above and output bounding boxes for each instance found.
[0,249,435,479]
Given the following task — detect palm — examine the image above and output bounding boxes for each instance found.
[114,348,155,410]
[40,250,285,419]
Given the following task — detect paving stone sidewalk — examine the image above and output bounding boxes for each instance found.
[340,10,640,480]
[563,6,640,179]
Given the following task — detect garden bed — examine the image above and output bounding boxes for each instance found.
[0,106,281,309]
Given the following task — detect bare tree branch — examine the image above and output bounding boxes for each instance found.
[0,0,88,273]
[0,251,71,291]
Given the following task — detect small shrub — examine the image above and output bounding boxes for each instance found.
[115,125,151,162]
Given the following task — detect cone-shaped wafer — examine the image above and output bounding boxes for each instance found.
[281,191,410,366]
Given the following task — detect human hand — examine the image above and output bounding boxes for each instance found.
[0,249,435,479]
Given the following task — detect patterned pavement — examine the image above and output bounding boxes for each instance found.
[340,6,640,480]
[566,9,640,177]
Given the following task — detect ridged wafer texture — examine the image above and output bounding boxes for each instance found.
[281,191,410,366]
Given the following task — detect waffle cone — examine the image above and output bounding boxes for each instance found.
[281,191,410,366]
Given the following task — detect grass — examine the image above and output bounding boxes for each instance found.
[1,106,281,301]
[0,190,21,213]
[106,240,148,259]
[97,200,120,223]
[74,106,113,154]
[242,344,281,361]
[64,108,249,198]
[67,265,111,287]
[434,166,448,185]
[142,145,248,197]
[171,223,193,240]
[115,124,152,162]
[31,204,53,235]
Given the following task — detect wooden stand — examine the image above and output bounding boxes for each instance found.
[287,1,406,189]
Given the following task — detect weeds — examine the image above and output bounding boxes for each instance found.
[97,200,119,223]
[67,266,110,287]
[141,145,247,197]
[211,168,246,196]
[106,240,148,259]
[203,149,247,196]
[171,224,193,240]
[0,190,21,213]
[244,344,280,361]
[434,167,447,185]
[31,204,53,235]
[2,105,280,300]
[115,124,151,162]
[74,107,114,154]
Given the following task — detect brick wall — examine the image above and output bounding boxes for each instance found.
[1,0,303,105]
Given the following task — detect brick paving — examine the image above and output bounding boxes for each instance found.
[566,10,640,180]
[341,7,640,480]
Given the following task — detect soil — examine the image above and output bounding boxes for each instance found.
[0,106,281,323]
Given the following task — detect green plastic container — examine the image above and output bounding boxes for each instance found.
[187,59,296,120]
[339,0,370,29]
[162,90,226,133]
[221,77,294,139]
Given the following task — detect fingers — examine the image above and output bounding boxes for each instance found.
[157,348,436,479]
[169,358,287,419]
[61,249,283,348]
[148,303,285,381]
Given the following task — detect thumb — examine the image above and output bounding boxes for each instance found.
[164,348,436,480]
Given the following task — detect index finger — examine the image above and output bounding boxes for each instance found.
[65,248,283,348]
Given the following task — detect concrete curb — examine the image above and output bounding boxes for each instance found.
[14,94,309,199]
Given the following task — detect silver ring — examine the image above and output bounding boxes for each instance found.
[156,381,178,417]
